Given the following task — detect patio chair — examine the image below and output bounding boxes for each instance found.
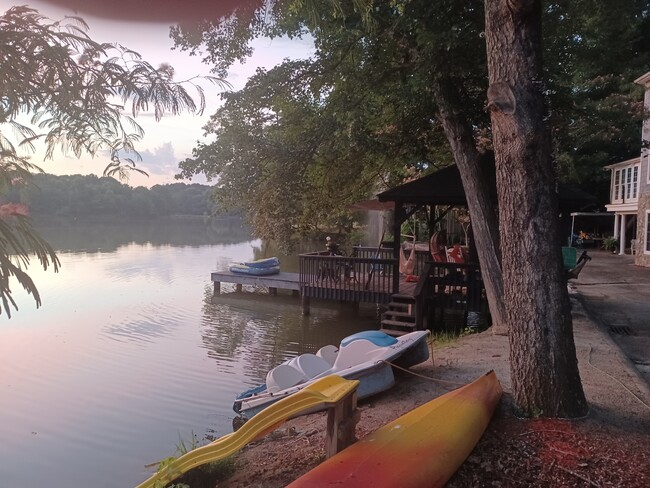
[429,231,448,263]
[446,244,466,264]
[566,250,592,280]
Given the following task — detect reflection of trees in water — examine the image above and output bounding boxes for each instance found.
[34,218,252,252]
[198,287,378,384]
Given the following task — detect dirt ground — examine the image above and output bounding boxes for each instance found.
[207,294,650,488]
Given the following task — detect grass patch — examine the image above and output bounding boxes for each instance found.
[155,432,237,488]
[167,456,237,488]
[430,331,461,346]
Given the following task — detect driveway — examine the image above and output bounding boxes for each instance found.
[571,249,650,385]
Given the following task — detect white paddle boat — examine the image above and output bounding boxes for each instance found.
[233,330,430,418]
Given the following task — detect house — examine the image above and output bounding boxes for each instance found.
[605,70,650,265]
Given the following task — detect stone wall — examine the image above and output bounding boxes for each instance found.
[634,77,650,267]
[636,194,650,266]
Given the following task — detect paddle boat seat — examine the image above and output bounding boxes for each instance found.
[293,353,332,378]
[266,364,306,394]
[316,345,338,366]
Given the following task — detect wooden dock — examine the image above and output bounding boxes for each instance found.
[211,271,300,294]
[210,251,488,334]
[211,248,423,320]
[211,271,415,315]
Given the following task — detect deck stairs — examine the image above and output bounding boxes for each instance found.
[380,294,418,336]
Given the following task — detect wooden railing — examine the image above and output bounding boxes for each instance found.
[352,245,430,275]
[412,262,434,329]
[421,262,490,332]
[412,250,431,276]
[350,246,393,260]
[299,251,398,304]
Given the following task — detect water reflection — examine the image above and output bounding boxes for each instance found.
[35,217,251,252]
[200,289,379,386]
[102,302,191,344]
[1,221,382,487]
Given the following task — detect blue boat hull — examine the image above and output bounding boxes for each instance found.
[229,264,280,276]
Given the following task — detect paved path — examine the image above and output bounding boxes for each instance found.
[571,249,650,385]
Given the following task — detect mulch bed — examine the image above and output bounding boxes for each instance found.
[448,398,649,488]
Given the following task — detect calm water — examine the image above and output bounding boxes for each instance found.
[0,221,377,487]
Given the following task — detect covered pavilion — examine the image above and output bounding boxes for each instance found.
[374,157,597,274]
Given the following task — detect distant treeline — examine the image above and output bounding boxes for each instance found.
[6,173,232,220]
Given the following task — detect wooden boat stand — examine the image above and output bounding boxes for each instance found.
[325,386,360,458]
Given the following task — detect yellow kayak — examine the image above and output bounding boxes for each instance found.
[287,371,502,488]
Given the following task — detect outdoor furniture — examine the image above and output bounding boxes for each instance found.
[446,244,466,264]
[564,249,592,280]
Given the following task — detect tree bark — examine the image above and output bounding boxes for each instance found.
[432,77,506,332]
[484,0,587,417]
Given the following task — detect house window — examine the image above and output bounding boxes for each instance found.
[612,164,640,203]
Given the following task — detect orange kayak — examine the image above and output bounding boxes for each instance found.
[287,371,502,488]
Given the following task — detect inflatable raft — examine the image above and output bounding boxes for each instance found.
[228,263,280,276]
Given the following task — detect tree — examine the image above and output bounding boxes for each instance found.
[544,0,650,202]
[176,56,443,245]
[0,6,224,317]
[173,0,508,319]
[485,0,587,416]
[168,0,645,417]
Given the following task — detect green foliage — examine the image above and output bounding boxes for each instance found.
[0,6,225,317]
[7,174,222,220]
[174,431,200,455]
[602,236,619,251]
[153,432,237,488]
[0,208,59,318]
[1,6,224,175]
[430,331,460,346]
[171,0,650,247]
[175,0,488,243]
[544,0,650,201]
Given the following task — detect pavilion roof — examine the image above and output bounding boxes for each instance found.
[377,159,596,212]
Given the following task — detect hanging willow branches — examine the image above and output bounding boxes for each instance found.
[0,6,227,316]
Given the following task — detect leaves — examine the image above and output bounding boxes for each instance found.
[171,0,650,246]
[0,6,227,317]
[174,1,483,242]
[0,212,59,318]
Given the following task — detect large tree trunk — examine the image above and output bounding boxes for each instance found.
[484,0,587,417]
[432,77,506,332]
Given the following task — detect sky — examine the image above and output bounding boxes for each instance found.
[14,1,314,187]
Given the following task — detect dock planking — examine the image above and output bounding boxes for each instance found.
[211,270,300,295]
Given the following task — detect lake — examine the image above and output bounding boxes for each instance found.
[0,220,378,487]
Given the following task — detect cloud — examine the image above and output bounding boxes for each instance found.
[135,141,179,176]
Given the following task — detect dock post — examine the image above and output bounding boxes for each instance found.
[301,295,310,315]
[325,389,358,458]
[213,281,221,295]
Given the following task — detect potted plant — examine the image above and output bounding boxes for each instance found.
[602,236,618,253]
